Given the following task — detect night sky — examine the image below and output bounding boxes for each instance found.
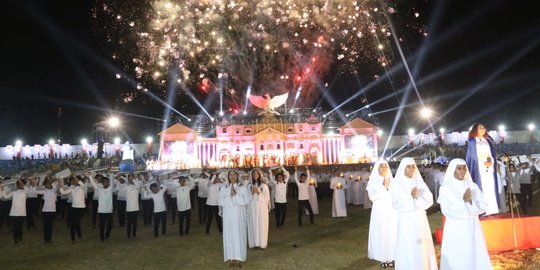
[0,0,539,146]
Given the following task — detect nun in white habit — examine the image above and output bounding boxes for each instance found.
[438,159,492,270]
[218,170,252,268]
[391,157,437,270]
[366,159,398,268]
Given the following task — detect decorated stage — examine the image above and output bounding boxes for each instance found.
[436,213,540,253]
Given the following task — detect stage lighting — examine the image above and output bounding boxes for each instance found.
[408,128,415,136]
[377,130,383,136]
[15,140,22,146]
[498,125,505,131]
[420,107,433,119]
[528,123,535,131]
[81,139,88,145]
[146,137,153,143]
[439,127,445,133]
[48,139,55,145]
[108,117,121,128]
[219,111,224,116]
[114,137,121,144]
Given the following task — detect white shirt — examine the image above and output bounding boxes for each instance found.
[126,182,140,212]
[116,181,127,201]
[90,177,114,214]
[141,179,156,200]
[273,182,287,203]
[60,183,86,208]
[145,187,167,213]
[36,187,57,212]
[295,172,311,201]
[206,178,222,206]
[4,188,28,216]
[194,177,209,198]
[175,181,194,211]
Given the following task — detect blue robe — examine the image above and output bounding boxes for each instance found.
[465,138,501,210]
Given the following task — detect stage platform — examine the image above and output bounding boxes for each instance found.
[435,213,540,253]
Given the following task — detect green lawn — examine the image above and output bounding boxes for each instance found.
[0,194,539,270]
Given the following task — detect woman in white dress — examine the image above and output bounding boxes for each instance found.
[247,168,270,249]
[391,157,437,270]
[306,169,319,215]
[330,170,347,217]
[218,170,252,268]
[367,159,398,268]
[438,159,492,270]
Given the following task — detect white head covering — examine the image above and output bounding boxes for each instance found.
[368,159,393,185]
[394,157,423,183]
[441,158,473,186]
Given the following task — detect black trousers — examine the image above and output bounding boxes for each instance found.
[11,216,25,243]
[92,200,99,226]
[117,200,126,227]
[126,211,138,238]
[42,212,55,243]
[205,205,222,233]
[86,192,93,215]
[0,200,12,229]
[142,199,153,226]
[288,182,298,198]
[178,209,191,235]
[197,197,207,224]
[521,183,533,207]
[70,207,84,241]
[168,196,177,223]
[153,211,167,237]
[58,198,68,218]
[297,200,314,226]
[515,193,528,214]
[275,202,287,227]
[98,213,113,240]
[26,197,39,229]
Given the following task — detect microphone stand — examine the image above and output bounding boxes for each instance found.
[485,135,520,254]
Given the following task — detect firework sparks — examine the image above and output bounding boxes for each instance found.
[94,0,425,109]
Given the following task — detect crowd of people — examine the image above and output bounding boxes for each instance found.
[0,122,538,269]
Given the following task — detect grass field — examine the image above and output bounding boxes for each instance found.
[0,193,539,270]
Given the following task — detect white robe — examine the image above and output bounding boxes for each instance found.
[475,138,499,215]
[346,173,355,204]
[367,178,398,262]
[438,180,492,270]
[391,177,437,270]
[247,183,270,249]
[364,174,372,209]
[330,177,347,217]
[307,177,319,215]
[219,184,251,262]
[352,177,363,205]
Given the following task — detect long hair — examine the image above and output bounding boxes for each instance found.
[468,123,481,139]
[251,169,262,187]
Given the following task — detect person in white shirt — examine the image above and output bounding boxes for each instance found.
[116,174,128,227]
[26,177,40,230]
[174,175,194,236]
[218,170,251,268]
[144,183,168,237]
[58,175,87,243]
[89,173,114,241]
[294,166,314,226]
[141,173,156,226]
[192,172,209,225]
[1,179,29,244]
[330,170,347,218]
[247,168,270,249]
[438,159,492,270]
[206,172,223,234]
[269,166,289,228]
[35,176,58,243]
[125,174,140,239]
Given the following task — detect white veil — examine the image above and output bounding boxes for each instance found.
[441,158,473,186]
[394,157,423,183]
[368,159,392,185]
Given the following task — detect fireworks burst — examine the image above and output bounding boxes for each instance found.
[93,0,426,110]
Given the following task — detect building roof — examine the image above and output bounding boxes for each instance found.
[338,118,377,130]
[158,123,197,136]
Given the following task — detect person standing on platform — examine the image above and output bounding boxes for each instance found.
[438,159,492,270]
[247,168,270,249]
[330,170,347,218]
[218,170,251,268]
[366,160,398,268]
[391,157,437,270]
[466,123,501,215]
